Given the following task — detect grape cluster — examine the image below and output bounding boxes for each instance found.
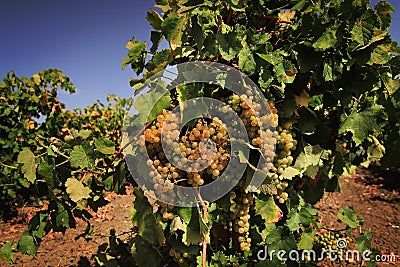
[315,232,352,253]
[169,248,192,264]
[228,94,277,179]
[223,192,253,251]
[138,109,233,211]
[259,102,297,204]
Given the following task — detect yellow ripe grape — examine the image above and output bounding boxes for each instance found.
[27,120,35,129]
[281,192,289,200]
[193,129,201,138]
[216,163,224,171]
[285,142,294,149]
[209,127,216,135]
[157,114,165,122]
[193,173,201,183]
[169,249,176,257]
[203,129,211,138]
[162,211,169,219]
[212,169,220,177]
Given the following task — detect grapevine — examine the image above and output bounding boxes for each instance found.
[1,0,399,266]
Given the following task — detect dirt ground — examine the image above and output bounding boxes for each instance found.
[0,168,399,267]
[315,167,400,266]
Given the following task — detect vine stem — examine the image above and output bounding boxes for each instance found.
[0,183,16,187]
[110,121,152,164]
[226,5,233,25]
[195,188,208,267]
[0,163,17,169]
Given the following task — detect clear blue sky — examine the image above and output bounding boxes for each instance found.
[1,0,399,109]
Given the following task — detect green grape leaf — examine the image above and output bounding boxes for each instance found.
[170,216,187,233]
[294,144,329,177]
[32,73,41,85]
[150,31,163,53]
[299,205,318,227]
[255,196,280,224]
[258,52,296,83]
[351,20,373,47]
[145,49,173,75]
[368,43,392,65]
[161,12,188,49]
[258,68,274,92]
[54,202,71,231]
[216,32,242,61]
[298,231,315,250]
[266,226,283,245]
[65,178,92,203]
[238,46,256,75]
[0,242,14,263]
[338,207,360,228]
[350,10,383,50]
[95,139,115,155]
[146,9,163,31]
[176,83,203,105]
[38,161,54,187]
[18,234,37,255]
[184,208,203,245]
[132,188,165,245]
[355,230,372,252]
[135,237,162,267]
[191,15,204,50]
[381,126,400,168]
[312,27,337,50]
[177,207,192,224]
[323,58,343,82]
[339,106,383,145]
[29,212,48,239]
[17,148,36,184]
[211,251,228,267]
[375,1,395,29]
[381,72,400,95]
[133,89,171,123]
[70,144,94,169]
[122,38,146,74]
[286,209,301,232]
[281,166,300,180]
[72,129,92,139]
[174,45,196,58]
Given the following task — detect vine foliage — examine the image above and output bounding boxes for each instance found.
[0,0,399,266]
[122,0,399,266]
